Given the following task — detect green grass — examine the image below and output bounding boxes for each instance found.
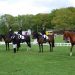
[0,44,75,75]
[55,35,64,43]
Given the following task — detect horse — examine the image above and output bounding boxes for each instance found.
[0,34,12,50]
[19,33,31,49]
[32,32,55,52]
[2,31,31,51]
[0,33,21,51]
[0,30,31,51]
[63,31,75,56]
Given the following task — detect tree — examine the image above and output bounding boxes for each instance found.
[51,7,75,30]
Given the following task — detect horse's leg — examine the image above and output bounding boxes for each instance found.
[5,43,7,51]
[26,42,31,51]
[29,42,31,48]
[41,44,43,52]
[52,40,55,52]
[17,44,19,51]
[26,41,30,48]
[8,43,10,50]
[17,43,20,51]
[70,45,73,56]
[50,43,53,52]
[27,42,31,48]
[49,42,51,52]
[52,39,55,47]
[14,48,16,53]
[51,42,53,52]
[39,44,41,52]
[13,44,17,53]
[51,46,53,52]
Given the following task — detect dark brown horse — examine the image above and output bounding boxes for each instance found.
[20,34,31,48]
[63,31,75,56]
[0,33,20,51]
[1,34,12,50]
[32,32,55,52]
[0,32,31,51]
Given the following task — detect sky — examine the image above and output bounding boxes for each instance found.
[0,0,75,16]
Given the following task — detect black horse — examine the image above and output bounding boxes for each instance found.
[19,34,31,48]
[0,30,31,51]
[32,32,55,52]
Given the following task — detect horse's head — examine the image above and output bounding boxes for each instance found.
[32,32,39,39]
[63,31,70,42]
[0,34,5,41]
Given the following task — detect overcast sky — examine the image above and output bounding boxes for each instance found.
[0,0,75,16]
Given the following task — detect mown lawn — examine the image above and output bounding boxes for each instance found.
[55,35,64,43]
[0,44,75,75]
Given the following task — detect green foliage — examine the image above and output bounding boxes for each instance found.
[0,7,75,33]
[0,22,8,34]
[51,7,75,30]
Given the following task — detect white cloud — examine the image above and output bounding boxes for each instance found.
[0,0,51,16]
[68,0,75,7]
[0,0,74,16]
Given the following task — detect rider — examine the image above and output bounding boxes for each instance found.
[41,25,46,41]
[18,27,23,42]
[8,26,13,38]
[12,33,17,53]
[18,27,22,35]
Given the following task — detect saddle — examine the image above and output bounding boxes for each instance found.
[42,34,47,43]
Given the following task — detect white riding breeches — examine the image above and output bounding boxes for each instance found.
[13,44,17,48]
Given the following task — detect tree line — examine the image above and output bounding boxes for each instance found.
[0,7,75,34]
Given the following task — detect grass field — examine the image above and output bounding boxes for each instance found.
[0,43,75,75]
[55,35,64,43]
[0,35,75,75]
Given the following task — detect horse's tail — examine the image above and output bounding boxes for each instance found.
[52,39,55,47]
[48,35,55,47]
[26,35,31,48]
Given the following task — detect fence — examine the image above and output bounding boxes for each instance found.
[0,41,71,46]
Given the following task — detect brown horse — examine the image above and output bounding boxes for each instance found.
[0,33,21,51]
[32,32,55,52]
[63,31,75,56]
[1,34,12,50]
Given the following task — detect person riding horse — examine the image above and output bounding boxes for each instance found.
[18,27,31,48]
[8,27,14,38]
[41,26,47,42]
[17,27,23,42]
[12,33,17,53]
[18,27,22,35]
